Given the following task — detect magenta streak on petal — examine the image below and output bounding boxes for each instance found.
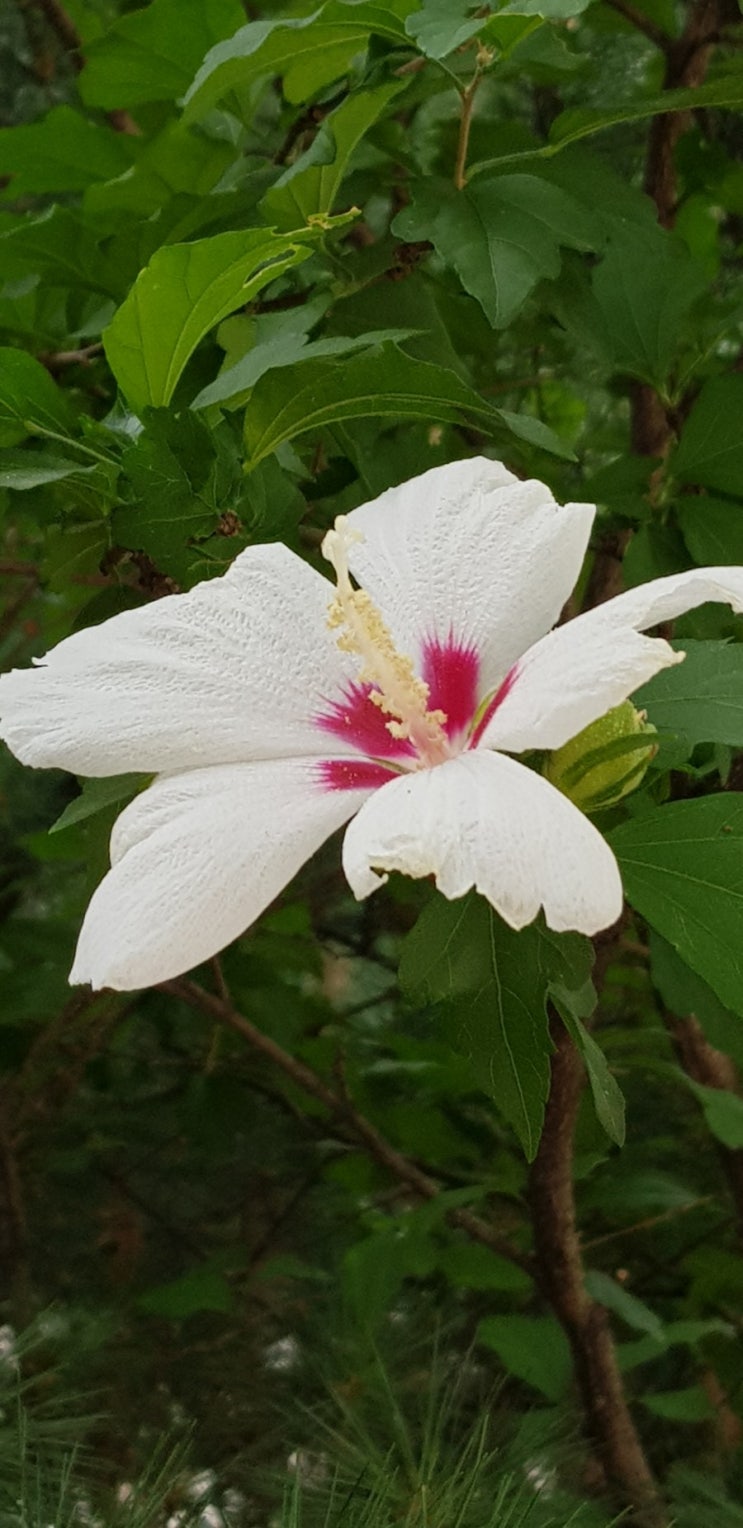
[421,634,480,739]
[314,682,415,761]
[317,759,398,792]
[470,663,520,748]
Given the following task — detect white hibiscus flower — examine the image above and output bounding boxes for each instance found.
[2,457,742,991]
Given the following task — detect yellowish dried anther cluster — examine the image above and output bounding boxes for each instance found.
[322,516,450,765]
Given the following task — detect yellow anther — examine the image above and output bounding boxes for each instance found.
[321,516,450,766]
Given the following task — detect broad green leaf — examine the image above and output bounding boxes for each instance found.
[84,121,236,220]
[610,797,743,1017]
[477,1314,571,1400]
[0,106,135,195]
[679,496,743,568]
[437,1242,533,1292]
[499,0,593,14]
[183,2,409,122]
[560,1011,625,1146]
[137,1263,233,1318]
[399,893,573,1159]
[50,775,149,835]
[405,0,485,58]
[262,81,406,228]
[103,228,316,414]
[393,175,601,329]
[80,0,245,108]
[0,347,75,447]
[673,376,743,495]
[549,75,743,150]
[0,206,123,300]
[243,344,500,468]
[585,1272,664,1339]
[193,327,415,410]
[553,228,706,387]
[114,413,218,579]
[637,641,743,749]
[619,1318,734,1372]
[0,452,97,491]
[650,932,743,1070]
[496,408,576,461]
[688,1082,743,1149]
[642,1387,716,1423]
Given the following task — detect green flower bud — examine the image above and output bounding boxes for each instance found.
[544,700,657,813]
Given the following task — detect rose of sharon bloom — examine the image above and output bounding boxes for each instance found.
[2,457,743,992]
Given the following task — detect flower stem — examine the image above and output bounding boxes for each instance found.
[529,1015,667,1526]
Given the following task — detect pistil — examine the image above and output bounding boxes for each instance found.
[322,517,451,767]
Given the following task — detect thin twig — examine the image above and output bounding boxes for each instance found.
[454,73,481,191]
[161,977,533,1273]
[530,1016,666,1526]
[38,342,103,374]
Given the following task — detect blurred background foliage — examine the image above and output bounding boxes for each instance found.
[2,0,743,1523]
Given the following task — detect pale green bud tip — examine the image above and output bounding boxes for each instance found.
[545,700,658,813]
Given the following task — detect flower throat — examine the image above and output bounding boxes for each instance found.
[321,517,451,768]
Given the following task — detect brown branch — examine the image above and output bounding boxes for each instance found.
[22,0,140,133]
[38,342,103,374]
[0,561,38,579]
[529,1017,666,1526]
[29,0,83,67]
[603,0,673,50]
[666,1011,743,1244]
[645,0,739,229]
[161,977,532,1274]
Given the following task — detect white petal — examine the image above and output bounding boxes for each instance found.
[341,751,623,935]
[342,457,595,692]
[70,759,370,991]
[0,545,356,776]
[480,565,743,754]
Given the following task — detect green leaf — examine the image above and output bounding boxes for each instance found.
[553,228,706,387]
[243,343,501,468]
[642,1387,716,1423]
[193,328,415,411]
[0,106,136,195]
[673,376,743,495]
[84,121,235,221]
[437,1242,533,1292]
[548,75,743,151]
[138,1263,234,1318]
[585,1271,664,1339]
[679,496,743,568]
[650,932,743,1070]
[103,227,316,414]
[687,1083,743,1149]
[114,412,218,578]
[50,775,149,835]
[0,452,97,491]
[405,0,485,58]
[0,206,123,300]
[0,347,75,447]
[637,642,743,749]
[262,81,406,229]
[498,0,593,14]
[619,1318,734,1372]
[400,893,565,1160]
[610,796,743,1017]
[477,1314,571,1400]
[80,0,245,109]
[560,1012,625,1146]
[393,175,600,329]
[182,2,409,122]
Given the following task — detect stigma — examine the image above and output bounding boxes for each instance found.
[321,517,451,767]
